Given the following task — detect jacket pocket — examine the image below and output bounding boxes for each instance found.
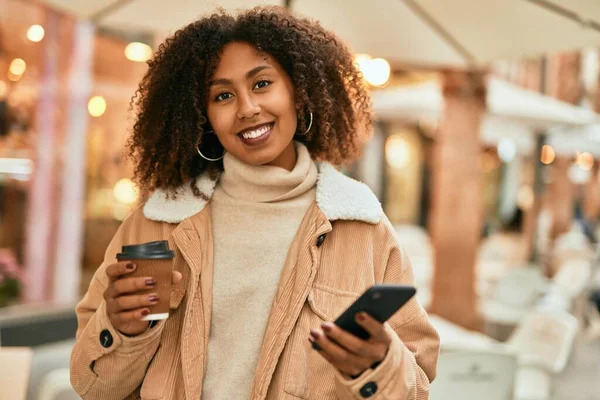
[283,285,359,399]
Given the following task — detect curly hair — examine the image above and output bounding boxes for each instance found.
[127,6,372,197]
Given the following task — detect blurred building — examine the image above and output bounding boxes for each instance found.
[0,0,148,306]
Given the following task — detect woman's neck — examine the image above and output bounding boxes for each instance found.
[218,141,317,203]
[264,140,297,171]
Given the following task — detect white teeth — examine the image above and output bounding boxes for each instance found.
[241,124,271,139]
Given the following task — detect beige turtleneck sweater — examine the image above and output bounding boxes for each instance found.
[202,142,318,399]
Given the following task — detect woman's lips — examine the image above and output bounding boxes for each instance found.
[238,122,274,147]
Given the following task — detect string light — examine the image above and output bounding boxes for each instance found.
[9,59,26,76]
[88,96,107,117]
[356,54,391,87]
[26,25,45,42]
[113,178,139,205]
[124,42,153,62]
[540,145,555,165]
[385,134,410,168]
[577,152,594,171]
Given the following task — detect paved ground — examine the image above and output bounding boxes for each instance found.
[553,335,600,400]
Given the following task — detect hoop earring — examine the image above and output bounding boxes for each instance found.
[298,112,313,135]
[197,146,225,162]
[197,130,225,162]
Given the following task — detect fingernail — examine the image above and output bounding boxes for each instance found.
[126,263,136,270]
[141,309,150,316]
[321,322,333,332]
[310,329,320,339]
[148,294,159,303]
[145,279,156,287]
[357,312,366,321]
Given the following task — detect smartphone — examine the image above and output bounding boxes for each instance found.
[332,284,416,340]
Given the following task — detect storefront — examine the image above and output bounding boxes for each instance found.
[0,0,150,307]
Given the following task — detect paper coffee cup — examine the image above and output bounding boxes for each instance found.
[116,241,175,321]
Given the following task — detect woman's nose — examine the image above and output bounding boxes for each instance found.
[237,93,261,119]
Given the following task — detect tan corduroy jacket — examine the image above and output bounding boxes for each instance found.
[70,163,440,400]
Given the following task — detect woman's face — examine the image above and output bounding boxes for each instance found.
[206,41,298,170]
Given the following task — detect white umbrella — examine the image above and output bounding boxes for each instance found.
[371,77,600,155]
[41,0,600,68]
[550,123,600,157]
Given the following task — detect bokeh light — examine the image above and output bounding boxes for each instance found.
[577,152,594,171]
[9,58,27,76]
[26,25,45,42]
[125,42,153,63]
[88,96,107,117]
[540,145,555,165]
[356,54,391,87]
[385,134,410,168]
[113,178,139,205]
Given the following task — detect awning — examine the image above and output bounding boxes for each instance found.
[39,0,600,68]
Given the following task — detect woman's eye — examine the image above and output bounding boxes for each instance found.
[254,80,271,90]
[215,92,233,101]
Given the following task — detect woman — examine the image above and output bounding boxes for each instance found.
[70,6,439,400]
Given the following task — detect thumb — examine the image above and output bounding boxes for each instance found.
[172,270,183,284]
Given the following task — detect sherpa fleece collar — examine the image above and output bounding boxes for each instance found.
[143,162,382,224]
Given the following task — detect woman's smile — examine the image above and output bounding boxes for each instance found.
[237,122,275,147]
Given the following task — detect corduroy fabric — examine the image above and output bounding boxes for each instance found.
[71,202,440,400]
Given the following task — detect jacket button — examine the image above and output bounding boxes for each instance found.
[99,329,113,348]
[359,381,378,398]
[316,234,326,247]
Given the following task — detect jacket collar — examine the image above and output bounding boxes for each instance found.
[143,162,382,224]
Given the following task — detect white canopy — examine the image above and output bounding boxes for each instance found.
[40,0,600,68]
[372,77,600,129]
[371,77,600,155]
[549,124,600,156]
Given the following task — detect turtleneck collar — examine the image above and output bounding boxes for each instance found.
[217,142,318,203]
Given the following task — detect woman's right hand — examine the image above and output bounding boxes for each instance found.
[103,262,183,336]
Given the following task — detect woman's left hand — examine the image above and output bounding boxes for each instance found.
[309,312,393,378]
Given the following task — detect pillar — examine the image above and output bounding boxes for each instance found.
[583,163,600,221]
[22,9,60,303]
[549,157,575,241]
[52,20,95,304]
[547,52,581,241]
[429,71,485,330]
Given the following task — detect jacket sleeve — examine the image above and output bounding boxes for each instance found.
[333,232,440,400]
[70,221,165,399]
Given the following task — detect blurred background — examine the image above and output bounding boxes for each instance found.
[0,0,600,399]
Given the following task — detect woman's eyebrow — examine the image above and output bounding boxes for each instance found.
[246,65,272,78]
[210,65,273,87]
